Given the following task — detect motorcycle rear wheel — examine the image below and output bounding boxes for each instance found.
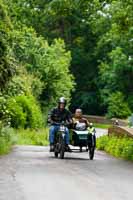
[54,152,58,158]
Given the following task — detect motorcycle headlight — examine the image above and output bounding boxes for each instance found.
[59,125,65,132]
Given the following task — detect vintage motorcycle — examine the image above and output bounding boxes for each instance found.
[52,121,96,160]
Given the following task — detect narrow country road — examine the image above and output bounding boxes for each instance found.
[0,129,133,200]
[95,128,108,138]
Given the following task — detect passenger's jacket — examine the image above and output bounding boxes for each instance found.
[48,107,72,124]
[72,117,89,130]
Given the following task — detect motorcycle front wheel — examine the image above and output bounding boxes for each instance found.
[54,152,58,158]
[59,138,65,159]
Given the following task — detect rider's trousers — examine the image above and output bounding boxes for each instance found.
[49,125,70,145]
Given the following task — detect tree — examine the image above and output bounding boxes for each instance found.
[0,0,16,90]
[3,0,133,118]
[107,92,131,119]
[5,0,103,114]
[97,0,133,116]
[9,27,74,107]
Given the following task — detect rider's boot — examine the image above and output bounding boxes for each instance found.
[65,144,72,152]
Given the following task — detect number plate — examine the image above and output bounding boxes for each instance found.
[79,135,88,140]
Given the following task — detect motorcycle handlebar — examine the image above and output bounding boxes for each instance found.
[51,121,69,126]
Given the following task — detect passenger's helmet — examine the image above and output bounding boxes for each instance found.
[58,97,67,105]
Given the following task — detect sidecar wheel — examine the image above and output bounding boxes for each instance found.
[89,147,95,160]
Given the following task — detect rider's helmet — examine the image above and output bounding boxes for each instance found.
[75,108,82,113]
[58,97,67,106]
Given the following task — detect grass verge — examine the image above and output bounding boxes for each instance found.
[97,135,133,161]
[0,127,15,155]
[94,123,112,129]
[14,128,49,146]
[0,137,12,155]
[0,127,49,155]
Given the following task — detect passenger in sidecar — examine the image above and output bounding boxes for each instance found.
[71,109,96,157]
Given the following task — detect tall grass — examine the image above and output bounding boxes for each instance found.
[0,126,49,155]
[14,128,49,146]
[94,123,112,129]
[0,126,15,155]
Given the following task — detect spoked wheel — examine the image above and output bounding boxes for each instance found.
[80,146,82,152]
[60,144,65,159]
[89,147,95,160]
[54,143,59,158]
[88,134,96,160]
[54,152,58,158]
[59,138,65,159]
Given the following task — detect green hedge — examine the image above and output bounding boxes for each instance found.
[6,95,43,129]
[97,135,133,161]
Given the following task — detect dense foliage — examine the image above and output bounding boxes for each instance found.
[0,0,74,130]
[97,135,133,161]
[0,0,133,132]
[4,0,133,118]
[0,0,16,90]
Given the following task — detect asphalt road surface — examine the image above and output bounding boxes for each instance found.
[95,128,108,138]
[0,129,133,200]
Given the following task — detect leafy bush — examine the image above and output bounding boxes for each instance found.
[7,98,26,128]
[2,69,43,99]
[107,92,131,119]
[96,135,109,150]
[97,135,133,161]
[6,95,43,129]
[9,27,75,108]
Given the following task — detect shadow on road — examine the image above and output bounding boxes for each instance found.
[49,155,93,161]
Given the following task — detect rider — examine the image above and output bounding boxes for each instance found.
[73,108,89,130]
[73,110,96,147]
[48,97,72,152]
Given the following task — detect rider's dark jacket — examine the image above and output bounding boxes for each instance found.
[48,107,72,124]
